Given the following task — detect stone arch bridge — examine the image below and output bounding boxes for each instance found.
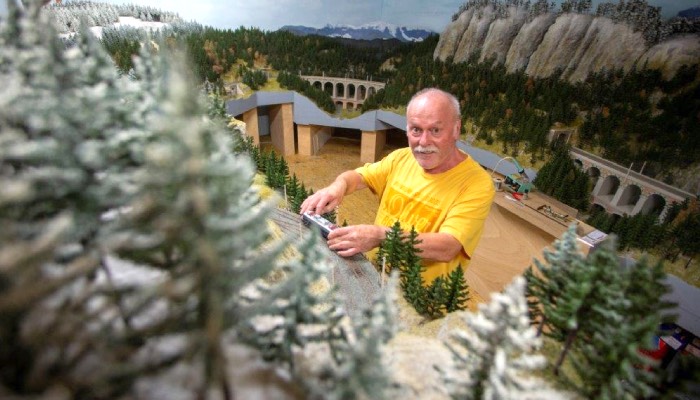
[300,75,385,111]
[569,147,693,219]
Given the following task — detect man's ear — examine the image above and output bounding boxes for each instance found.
[453,120,462,139]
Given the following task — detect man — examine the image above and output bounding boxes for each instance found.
[300,88,494,282]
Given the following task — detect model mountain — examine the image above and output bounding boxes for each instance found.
[435,4,700,82]
[678,6,700,19]
[279,22,435,42]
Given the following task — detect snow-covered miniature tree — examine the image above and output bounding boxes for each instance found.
[0,2,385,398]
[316,273,399,400]
[445,277,561,400]
[0,2,165,395]
[237,234,347,369]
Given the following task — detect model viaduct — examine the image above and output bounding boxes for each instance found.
[569,147,693,219]
[299,75,385,111]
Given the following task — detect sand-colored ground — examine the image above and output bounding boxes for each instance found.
[272,137,558,302]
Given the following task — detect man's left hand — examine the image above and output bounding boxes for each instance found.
[326,224,386,257]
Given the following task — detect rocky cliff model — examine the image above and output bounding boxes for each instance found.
[435,4,700,81]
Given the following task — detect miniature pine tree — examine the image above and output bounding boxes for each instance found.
[264,151,278,188]
[445,265,470,312]
[569,239,673,399]
[0,6,155,394]
[399,226,426,314]
[522,266,546,329]
[445,277,558,400]
[376,221,404,274]
[548,254,597,375]
[286,173,302,212]
[424,276,448,319]
[525,224,584,338]
[278,153,290,188]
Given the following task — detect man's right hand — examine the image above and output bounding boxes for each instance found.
[299,178,347,215]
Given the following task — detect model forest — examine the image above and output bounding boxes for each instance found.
[0,0,698,399]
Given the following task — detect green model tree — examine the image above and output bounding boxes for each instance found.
[568,240,674,399]
[524,224,584,339]
[375,220,405,275]
[423,276,447,319]
[376,221,470,319]
[445,264,470,312]
[399,225,428,315]
[527,224,675,398]
[532,146,591,211]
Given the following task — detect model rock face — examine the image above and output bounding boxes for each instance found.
[435,4,700,82]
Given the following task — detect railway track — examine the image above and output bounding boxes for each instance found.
[271,208,382,318]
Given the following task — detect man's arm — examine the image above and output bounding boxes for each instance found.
[327,226,462,261]
[299,170,366,216]
[413,232,463,262]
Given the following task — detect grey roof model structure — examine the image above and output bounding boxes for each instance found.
[226,91,404,132]
[663,274,700,337]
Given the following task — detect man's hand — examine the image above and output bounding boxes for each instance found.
[299,178,347,216]
[326,224,386,257]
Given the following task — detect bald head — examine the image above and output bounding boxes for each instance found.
[407,88,461,123]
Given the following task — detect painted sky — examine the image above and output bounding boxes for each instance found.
[1,0,699,32]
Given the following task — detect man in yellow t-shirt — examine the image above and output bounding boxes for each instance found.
[300,88,495,282]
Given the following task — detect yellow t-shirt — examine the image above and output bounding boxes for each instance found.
[356,147,495,283]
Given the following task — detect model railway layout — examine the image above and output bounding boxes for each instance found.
[271,208,381,318]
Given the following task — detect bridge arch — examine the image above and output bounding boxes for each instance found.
[587,166,600,179]
[597,175,620,197]
[347,84,356,100]
[616,184,642,214]
[335,83,345,98]
[324,82,333,96]
[358,85,367,99]
[591,203,605,214]
[639,194,666,216]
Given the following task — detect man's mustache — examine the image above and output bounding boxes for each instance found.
[414,145,438,154]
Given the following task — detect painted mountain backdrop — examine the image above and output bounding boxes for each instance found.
[678,6,700,19]
[279,22,436,42]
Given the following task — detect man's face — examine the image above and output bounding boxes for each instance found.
[406,93,460,173]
